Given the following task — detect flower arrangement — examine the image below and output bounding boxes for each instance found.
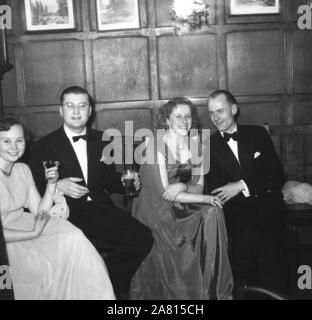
[170,0,209,35]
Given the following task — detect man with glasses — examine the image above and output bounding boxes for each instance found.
[29,86,153,299]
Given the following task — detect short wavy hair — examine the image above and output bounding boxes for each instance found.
[60,86,94,108]
[156,97,200,129]
[0,117,30,143]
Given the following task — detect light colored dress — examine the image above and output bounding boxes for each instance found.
[130,140,233,300]
[0,163,115,300]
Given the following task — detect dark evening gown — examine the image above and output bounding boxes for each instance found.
[130,140,233,300]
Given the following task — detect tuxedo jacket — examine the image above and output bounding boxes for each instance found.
[205,125,285,207]
[29,127,124,215]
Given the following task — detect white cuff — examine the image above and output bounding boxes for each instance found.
[241,180,250,197]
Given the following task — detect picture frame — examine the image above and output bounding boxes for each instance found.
[230,0,280,15]
[96,0,140,31]
[24,0,75,31]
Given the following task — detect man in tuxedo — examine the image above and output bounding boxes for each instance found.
[29,86,153,299]
[205,89,288,296]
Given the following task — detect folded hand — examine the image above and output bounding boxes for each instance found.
[211,181,245,203]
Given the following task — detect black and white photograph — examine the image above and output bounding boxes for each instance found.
[1,0,312,303]
[96,0,139,31]
[24,0,75,31]
[230,0,280,15]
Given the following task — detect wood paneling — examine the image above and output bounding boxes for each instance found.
[290,0,309,22]
[2,44,17,107]
[227,30,285,95]
[23,40,85,106]
[158,34,218,99]
[2,0,312,139]
[95,108,152,135]
[24,111,63,139]
[294,30,312,94]
[294,101,312,124]
[93,37,150,103]
[238,102,285,126]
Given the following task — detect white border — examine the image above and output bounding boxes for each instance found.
[25,0,75,31]
[230,0,280,15]
[96,0,139,31]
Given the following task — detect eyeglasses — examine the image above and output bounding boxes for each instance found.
[62,102,90,110]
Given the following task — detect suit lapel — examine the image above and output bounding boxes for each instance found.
[213,132,243,181]
[237,126,254,177]
[86,129,100,185]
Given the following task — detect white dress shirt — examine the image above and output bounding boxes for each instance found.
[220,125,250,197]
[64,125,92,201]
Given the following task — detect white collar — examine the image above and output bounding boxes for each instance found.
[63,125,87,142]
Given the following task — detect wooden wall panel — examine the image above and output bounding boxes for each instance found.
[294,30,312,93]
[294,101,312,124]
[227,31,285,95]
[23,40,85,106]
[24,111,63,139]
[238,103,285,126]
[95,108,152,135]
[3,0,312,140]
[158,34,218,99]
[6,0,21,35]
[291,0,308,21]
[93,37,150,103]
[2,44,17,107]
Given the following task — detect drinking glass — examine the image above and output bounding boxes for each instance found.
[43,160,60,182]
[122,169,138,196]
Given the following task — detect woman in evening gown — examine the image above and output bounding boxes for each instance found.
[130,97,233,300]
[0,118,115,300]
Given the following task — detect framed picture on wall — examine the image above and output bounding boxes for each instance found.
[24,0,75,31]
[230,0,280,15]
[96,0,140,31]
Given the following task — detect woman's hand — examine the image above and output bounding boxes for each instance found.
[32,213,50,238]
[162,183,187,201]
[204,195,223,208]
[45,166,59,184]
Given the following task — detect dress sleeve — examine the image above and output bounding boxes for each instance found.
[22,164,41,211]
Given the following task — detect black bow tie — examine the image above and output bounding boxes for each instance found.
[223,131,238,142]
[72,134,88,142]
